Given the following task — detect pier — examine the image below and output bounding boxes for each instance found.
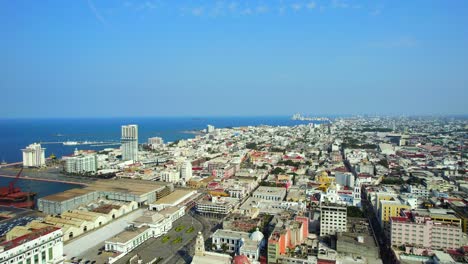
[0,174,88,186]
[0,161,22,168]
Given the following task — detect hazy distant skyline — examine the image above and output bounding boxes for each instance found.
[1,0,467,118]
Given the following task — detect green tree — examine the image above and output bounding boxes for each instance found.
[221,243,229,253]
[347,206,365,218]
[271,167,285,175]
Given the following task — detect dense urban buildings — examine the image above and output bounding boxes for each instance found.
[2,116,468,263]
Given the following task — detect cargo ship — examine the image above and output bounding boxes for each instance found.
[0,168,36,209]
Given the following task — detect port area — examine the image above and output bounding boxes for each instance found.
[0,206,44,238]
[0,166,95,185]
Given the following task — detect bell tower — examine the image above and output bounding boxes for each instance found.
[195,231,205,256]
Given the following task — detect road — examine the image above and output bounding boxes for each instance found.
[361,198,398,264]
[64,208,145,259]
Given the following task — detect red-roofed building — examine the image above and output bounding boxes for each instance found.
[233,255,251,264]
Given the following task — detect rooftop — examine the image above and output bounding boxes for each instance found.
[152,189,195,205]
[0,226,60,251]
[107,225,150,244]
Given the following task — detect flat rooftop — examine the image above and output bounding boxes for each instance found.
[212,229,250,240]
[41,188,96,202]
[253,186,286,196]
[85,179,169,196]
[107,226,150,244]
[152,189,195,205]
[41,179,170,202]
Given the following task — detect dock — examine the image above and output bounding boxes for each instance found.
[0,174,88,186]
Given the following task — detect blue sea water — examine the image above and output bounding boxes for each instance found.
[0,116,315,163]
[0,177,82,199]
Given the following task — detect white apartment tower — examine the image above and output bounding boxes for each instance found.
[121,125,139,161]
[181,160,192,181]
[22,143,46,167]
[320,204,347,236]
[207,125,215,133]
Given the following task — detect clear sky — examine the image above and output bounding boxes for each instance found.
[1,0,467,118]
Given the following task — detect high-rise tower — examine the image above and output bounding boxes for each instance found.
[121,125,138,161]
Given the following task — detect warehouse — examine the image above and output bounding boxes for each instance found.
[38,179,173,215]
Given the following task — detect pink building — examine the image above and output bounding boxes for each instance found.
[390,211,462,250]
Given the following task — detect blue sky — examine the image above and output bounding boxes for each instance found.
[1,0,467,118]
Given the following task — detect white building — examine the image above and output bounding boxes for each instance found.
[211,228,265,261]
[148,137,163,149]
[192,231,232,264]
[105,206,185,258]
[252,186,286,201]
[207,125,215,133]
[196,197,239,216]
[408,185,430,198]
[121,125,138,161]
[180,160,192,181]
[335,172,355,188]
[64,154,97,174]
[160,169,180,183]
[22,143,46,167]
[320,204,347,236]
[0,226,64,264]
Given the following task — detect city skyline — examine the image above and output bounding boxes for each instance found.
[2,0,468,118]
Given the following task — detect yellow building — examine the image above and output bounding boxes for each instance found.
[316,171,335,192]
[378,199,410,226]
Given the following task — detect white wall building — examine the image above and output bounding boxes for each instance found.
[0,227,64,264]
[160,169,180,183]
[196,197,238,216]
[335,172,355,188]
[252,186,286,201]
[211,228,265,261]
[408,185,430,198]
[180,160,192,181]
[64,154,97,174]
[148,137,163,149]
[22,143,46,167]
[105,206,185,258]
[121,125,138,161]
[207,125,215,133]
[320,204,347,236]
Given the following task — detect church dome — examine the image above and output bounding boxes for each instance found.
[250,227,264,242]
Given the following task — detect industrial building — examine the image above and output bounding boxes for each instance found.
[38,179,173,215]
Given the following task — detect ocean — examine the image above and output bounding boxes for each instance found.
[0,177,82,199]
[0,116,315,163]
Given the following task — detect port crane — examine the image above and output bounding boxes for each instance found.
[8,167,24,194]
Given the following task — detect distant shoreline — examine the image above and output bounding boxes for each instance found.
[180,130,204,135]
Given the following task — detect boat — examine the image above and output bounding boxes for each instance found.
[0,168,36,209]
